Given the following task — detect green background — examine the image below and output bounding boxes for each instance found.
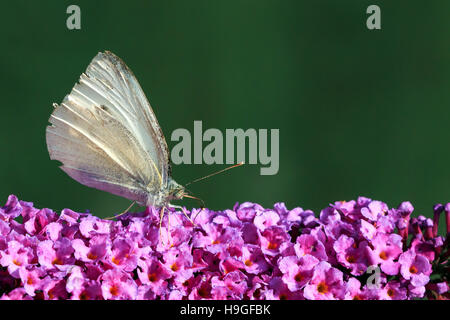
[1,1,449,233]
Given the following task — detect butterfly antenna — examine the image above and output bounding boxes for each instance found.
[185,162,244,187]
[183,193,205,208]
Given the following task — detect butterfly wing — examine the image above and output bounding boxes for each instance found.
[46,51,171,205]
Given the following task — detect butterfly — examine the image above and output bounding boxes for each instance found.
[46,51,196,220]
[46,51,242,224]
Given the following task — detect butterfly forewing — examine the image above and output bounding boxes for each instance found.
[46,51,171,205]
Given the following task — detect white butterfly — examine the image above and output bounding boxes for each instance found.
[46,51,186,211]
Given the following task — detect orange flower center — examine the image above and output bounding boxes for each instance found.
[317,282,329,294]
[409,265,418,274]
[346,255,356,263]
[52,258,63,265]
[87,253,97,260]
[80,291,90,300]
[171,263,179,271]
[148,273,157,282]
[294,272,304,282]
[353,294,362,300]
[379,251,388,260]
[244,259,253,267]
[387,288,395,297]
[27,277,34,285]
[267,242,278,250]
[112,256,121,265]
[109,285,119,296]
[12,259,22,266]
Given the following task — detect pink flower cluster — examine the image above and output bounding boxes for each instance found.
[0,195,448,300]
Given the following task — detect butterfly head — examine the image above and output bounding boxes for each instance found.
[167,178,185,201]
[166,178,205,208]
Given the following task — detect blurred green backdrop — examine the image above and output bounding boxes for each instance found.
[1,1,449,233]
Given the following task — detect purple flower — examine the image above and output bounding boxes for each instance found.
[344,278,369,300]
[379,281,408,300]
[331,200,357,220]
[37,239,74,270]
[1,288,33,300]
[0,194,447,300]
[409,237,435,262]
[245,276,268,300]
[100,269,137,300]
[360,200,388,222]
[211,270,248,299]
[368,233,403,275]
[42,279,69,300]
[398,250,432,287]
[240,244,270,274]
[235,202,264,222]
[395,201,414,241]
[72,237,108,263]
[333,235,370,276]
[0,240,33,277]
[254,210,280,231]
[0,195,23,219]
[359,219,377,241]
[303,262,345,300]
[294,234,327,261]
[219,256,245,275]
[44,222,63,241]
[65,266,102,300]
[106,238,139,272]
[161,243,193,274]
[18,267,45,297]
[188,273,215,299]
[258,226,290,257]
[264,277,304,300]
[79,216,111,238]
[278,255,318,291]
[136,259,171,296]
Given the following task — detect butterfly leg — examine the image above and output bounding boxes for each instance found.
[192,207,204,223]
[104,201,136,220]
[159,206,165,245]
[167,208,174,247]
[168,204,197,226]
